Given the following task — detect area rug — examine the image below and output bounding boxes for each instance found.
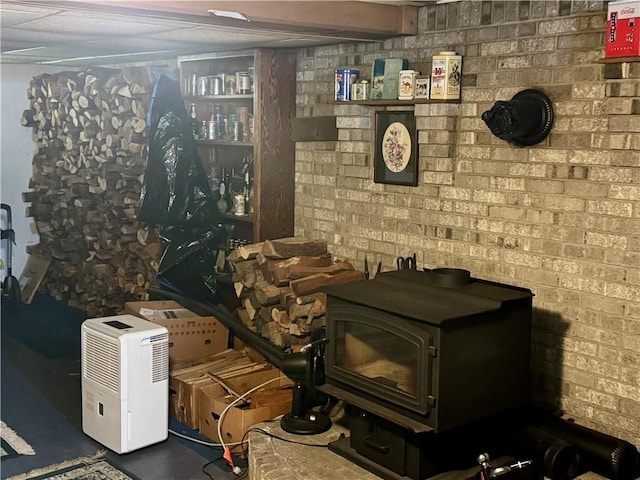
[1,421,35,460]
[5,452,139,480]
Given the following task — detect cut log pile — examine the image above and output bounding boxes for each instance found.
[20,67,162,317]
[227,237,364,348]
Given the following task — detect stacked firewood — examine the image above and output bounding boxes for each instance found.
[21,67,162,316]
[228,237,364,348]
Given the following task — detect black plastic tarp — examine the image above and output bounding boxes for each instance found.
[139,73,225,303]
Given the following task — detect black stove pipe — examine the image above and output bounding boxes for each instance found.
[145,287,285,369]
[538,417,639,480]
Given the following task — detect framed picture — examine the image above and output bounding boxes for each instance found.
[373,111,418,186]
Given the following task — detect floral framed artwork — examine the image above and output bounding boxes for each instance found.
[373,111,418,186]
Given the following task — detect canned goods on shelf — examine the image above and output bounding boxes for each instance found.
[335,68,359,101]
[232,194,245,215]
[188,74,197,96]
[207,121,216,140]
[208,76,222,95]
[350,80,370,101]
[236,71,251,94]
[232,121,243,142]
[197,76,209,96]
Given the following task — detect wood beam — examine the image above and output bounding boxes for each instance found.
[22,0,418,39]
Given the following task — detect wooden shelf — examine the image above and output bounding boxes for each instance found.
[195,139,253,147]
[331,98,461,106]
[186,94,254,101]
[220,212,254,223]
[598,56,640,63]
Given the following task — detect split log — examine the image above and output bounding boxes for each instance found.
[262,237,328,259]
[271,308,292,328]
[296,292,327,305]
[254,280,285,306]
[228,242,264,262]
[283,261,354,281]
[290,270,364,297]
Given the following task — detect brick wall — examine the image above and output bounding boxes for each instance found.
[294,0,639,449]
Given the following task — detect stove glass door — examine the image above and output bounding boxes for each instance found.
[328,301,433,414]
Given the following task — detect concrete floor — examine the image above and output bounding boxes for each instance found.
[0,328,237,480]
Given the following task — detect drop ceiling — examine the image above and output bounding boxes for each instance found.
[1,1,432,67]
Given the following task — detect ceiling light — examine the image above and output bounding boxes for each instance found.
[207,9,250,22]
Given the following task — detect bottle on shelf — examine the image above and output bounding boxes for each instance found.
[189,103,199,139]
[226,168,234,213]
[217,166,228,214]
[214,103,223,139]
[243,168,251,214]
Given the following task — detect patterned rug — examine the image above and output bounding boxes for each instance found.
[1,421,36,460]
[5,452,139,480]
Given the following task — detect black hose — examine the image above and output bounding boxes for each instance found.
[146,287,286,369]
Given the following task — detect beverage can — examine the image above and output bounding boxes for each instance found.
[335,68,359,101]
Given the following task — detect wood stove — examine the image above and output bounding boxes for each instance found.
[321,269,534,480]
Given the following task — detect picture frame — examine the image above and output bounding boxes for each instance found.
[373,111,418,186]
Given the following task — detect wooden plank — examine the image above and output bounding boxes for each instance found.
[63,1,418,37]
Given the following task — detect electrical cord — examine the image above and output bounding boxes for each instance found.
[201,455,223,480]
[217,375,287,475]
[168,428,245,448]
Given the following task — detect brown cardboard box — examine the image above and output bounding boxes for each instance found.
[169,348,272,429]
[198,369,293,446]
[124,300,230,363]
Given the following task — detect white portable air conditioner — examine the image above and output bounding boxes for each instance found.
[81,314,169,453]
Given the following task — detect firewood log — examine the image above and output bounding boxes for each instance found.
[22,67,160,317]
[289,270,364,297]
[261,237,328,259]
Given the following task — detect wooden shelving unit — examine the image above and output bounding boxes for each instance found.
[178,49,296,243]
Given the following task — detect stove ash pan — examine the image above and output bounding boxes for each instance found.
[323,269,534,434]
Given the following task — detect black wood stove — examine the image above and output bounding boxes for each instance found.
[321,268,534,480]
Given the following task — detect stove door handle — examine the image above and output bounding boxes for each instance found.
[364,435,390,454]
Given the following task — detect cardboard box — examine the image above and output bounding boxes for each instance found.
[606,0,640,58]
[198,369,293,446]
[169,348,272,429]
[124,300,230,363]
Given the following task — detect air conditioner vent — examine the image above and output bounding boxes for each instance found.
[83,331,119,393]
[150,333,168,343]
[152,341,169,383]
